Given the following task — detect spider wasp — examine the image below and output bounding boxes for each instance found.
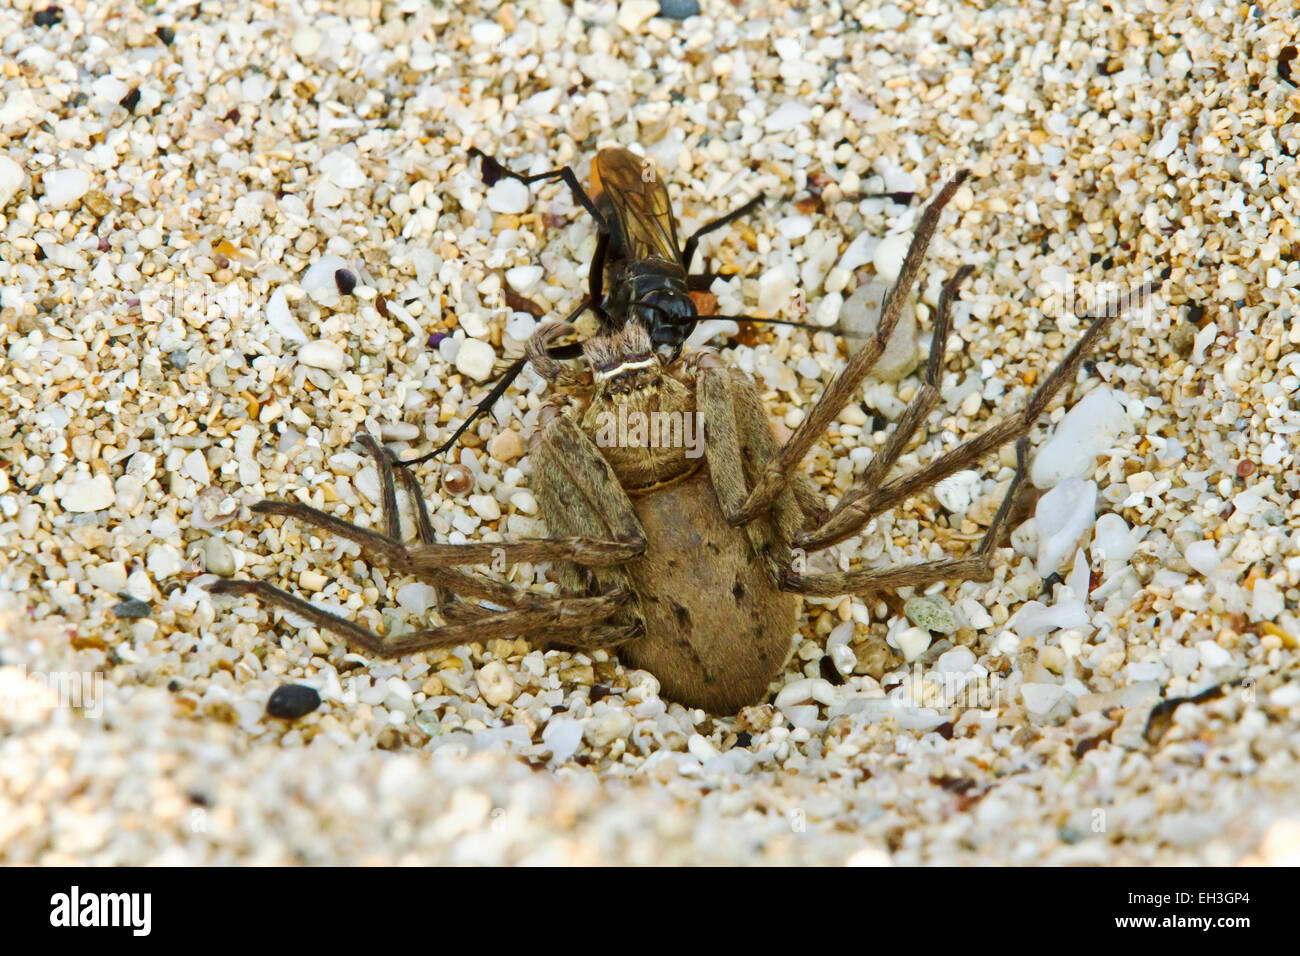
[405,145,856,465]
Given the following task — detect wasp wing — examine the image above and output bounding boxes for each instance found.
[594,148,683,267]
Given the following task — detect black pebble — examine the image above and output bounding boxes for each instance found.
[156,25,175,46]
[266,684,321,720]
[34,7,62,27]
[119,87,141,113]
[733,731,753,749]
[819,654,846,686]
[1280,45,1297,86]
[111,598,152,619]
[658,0,701,19]
[334,268,357,295]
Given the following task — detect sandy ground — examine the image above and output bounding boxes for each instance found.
[1,0,1299,864]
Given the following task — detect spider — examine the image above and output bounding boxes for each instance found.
[209,171,1156,714]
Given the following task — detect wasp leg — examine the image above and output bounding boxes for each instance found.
[468,147,607,228]
[682,193,765,271]
[401,297,592,467]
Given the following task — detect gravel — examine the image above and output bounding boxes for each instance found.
[1,0,1297,866]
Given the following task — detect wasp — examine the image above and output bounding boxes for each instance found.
[406,146,822,464]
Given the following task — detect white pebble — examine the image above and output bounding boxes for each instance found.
[470,20,506,45]
[763,101,811,132]
[1196,640,1231,669]
[0,155,26,208]
[291,28,321,57]
[687,734,721,762]
[757,268,797,315]
[933,470,982,514]
[1090,513,1138,565]
[486,179,530,214]
[468,494,501,520]
[1035,477,1096,574]
[504,312,538,341]
[146,544,184,579]
[872,233,910,282]
[299,569,329,592]
[957,597,994,630]
[895,626,932,662]
[266,289,308,344]
[542,716,583,760]
[320,150,366,189]
[299,340,346,372]
[455,338,497,381]
[1022,683,1076,724]
[42,168,91,209]
[301,255,351,295]
[1251,579,1283,621]
[778,215,813,240]
[476,661,516,707]
[1031,388,1129,488]
[88,561,129,593]
[1269,684,1300,708]
[396,583,437,616]
[1183,540,1221,576]
[837,231,876,273]
[180,449,210,484]
[91,75,130,103]
[506,264,544,293]
[616,0,659,33]
[457,310,489,339]
[838,280,918,381]
[60,474,115,513]
[585,709,634,747]
[1011,597,1089,638]
[936,646,977,674]
[202,537,235,576]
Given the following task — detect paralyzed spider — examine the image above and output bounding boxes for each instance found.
[210,172,1156,714]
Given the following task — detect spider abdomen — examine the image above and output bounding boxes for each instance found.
[617,469,798,714]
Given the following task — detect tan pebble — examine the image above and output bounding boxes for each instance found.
[488,429,523,462]
[1041,646,1067,675]
[299,569,328,592]
[560,664,594,685]
[420,675,444,696]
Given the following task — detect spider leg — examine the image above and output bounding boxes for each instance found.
[212,427,646,622]
[207,579,632,656]
[694,358,820,584]
[798,278,1159,551]
[790,265,971,549]
[780,438,1029,597]
[726,170,972,525]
